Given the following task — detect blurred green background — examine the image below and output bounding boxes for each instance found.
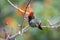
[0,0,60,40]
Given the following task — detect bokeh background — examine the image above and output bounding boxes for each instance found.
[0,0,60,40]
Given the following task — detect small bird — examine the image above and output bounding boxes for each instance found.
[28,12,43,30]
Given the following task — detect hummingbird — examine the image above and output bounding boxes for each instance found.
[28,12,43,30]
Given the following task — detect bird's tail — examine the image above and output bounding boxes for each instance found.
[38,23,43,30]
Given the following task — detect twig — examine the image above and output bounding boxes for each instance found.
[47,19,53,25]
[47,19,60,26]
[20,0,31,34]
[8,0,29,14]
[8,25,29,39]
[42,24,60,29]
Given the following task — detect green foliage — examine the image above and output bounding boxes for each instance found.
[0,0,60,40]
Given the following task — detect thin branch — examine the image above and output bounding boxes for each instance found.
[0,25,29,40]
[8,25,29,39]
[42,24,60,29]
[22,25,29,33]
[47,19,60,25]
[46,19,60,28]
[47,19,53,25]
[20,0,31,34]
[8,0,29,14]
[24,0,31,14]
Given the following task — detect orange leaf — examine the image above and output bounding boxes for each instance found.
[16,4,34,17]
